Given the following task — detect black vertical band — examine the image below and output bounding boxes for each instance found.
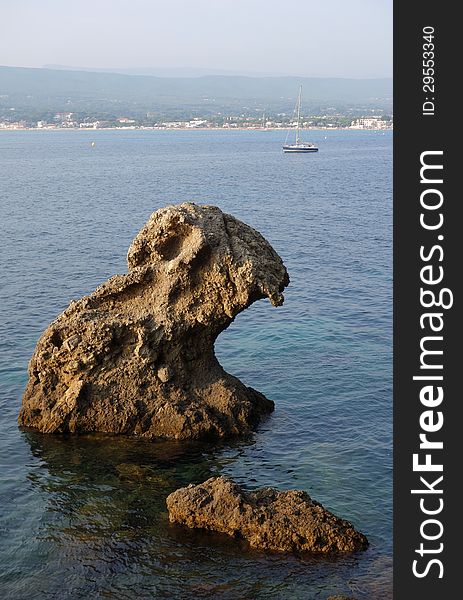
[394,2,459,597]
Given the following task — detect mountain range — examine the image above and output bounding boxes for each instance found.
[0,65,393,119]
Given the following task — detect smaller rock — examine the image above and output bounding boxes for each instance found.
[326,596,357,600]
[166,476,368,553]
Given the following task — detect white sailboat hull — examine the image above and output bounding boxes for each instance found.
[283,144,318,153]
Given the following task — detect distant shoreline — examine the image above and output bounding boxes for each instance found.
[0,126,393,133]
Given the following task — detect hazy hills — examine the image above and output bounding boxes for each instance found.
[0,65,392,119]
[42,64,290,78]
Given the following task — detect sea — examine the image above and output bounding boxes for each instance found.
[0,129,392,600]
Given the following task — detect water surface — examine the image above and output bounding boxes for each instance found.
[0,129,392,599]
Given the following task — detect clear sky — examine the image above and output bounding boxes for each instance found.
[1,0,392,78]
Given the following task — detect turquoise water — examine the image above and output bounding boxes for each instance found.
[0,129,392,599]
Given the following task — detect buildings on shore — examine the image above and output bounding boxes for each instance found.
[1,113,393,131]
[349,116,393,130]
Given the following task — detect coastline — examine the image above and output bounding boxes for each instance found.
[0,126,393,132]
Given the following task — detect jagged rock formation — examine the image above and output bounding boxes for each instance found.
[19,203,289,439]
[166,477,369,553]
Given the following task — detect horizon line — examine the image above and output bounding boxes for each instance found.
[1,63,393,81]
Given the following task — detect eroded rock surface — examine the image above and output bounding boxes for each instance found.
[166,476,369,553]
[167,477,368,554]
[19,203,289,439]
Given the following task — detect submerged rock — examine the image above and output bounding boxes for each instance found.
[19,203,289,439]
[166,476,369,553]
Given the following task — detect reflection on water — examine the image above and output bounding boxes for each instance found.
[24,431,218,537]
[0,431,390,600]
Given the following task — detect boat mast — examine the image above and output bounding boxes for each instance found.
[296,85,302,144]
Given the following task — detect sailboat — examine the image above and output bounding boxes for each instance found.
[283,85,318,153]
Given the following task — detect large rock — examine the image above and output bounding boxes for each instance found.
[19,203,289,439]
[166,476,369,553]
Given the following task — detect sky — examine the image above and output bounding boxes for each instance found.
[0,0,392,78]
